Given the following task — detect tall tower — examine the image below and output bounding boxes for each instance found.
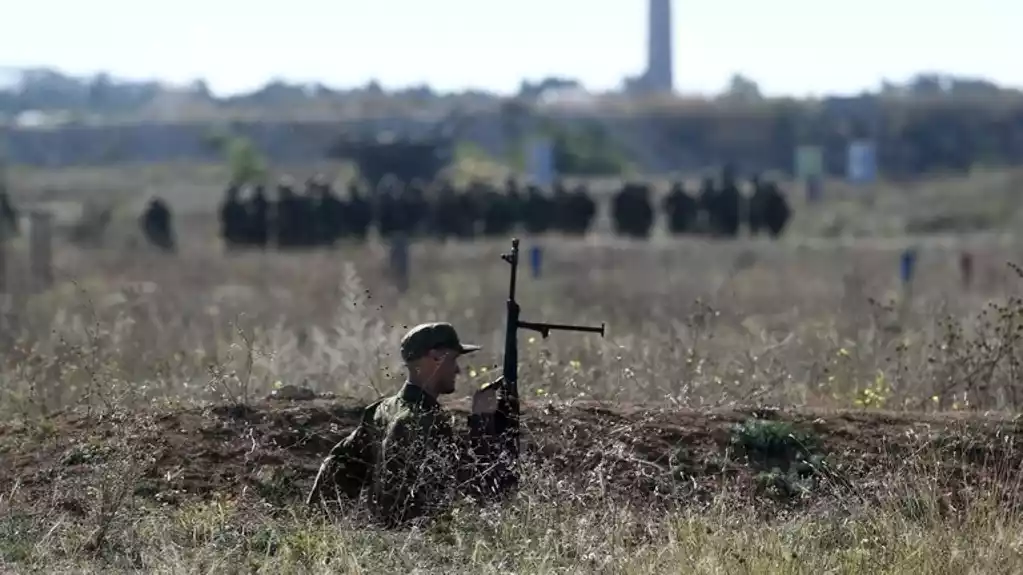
[646,0,674,94]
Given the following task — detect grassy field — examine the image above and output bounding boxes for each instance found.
[5,166,1023,572]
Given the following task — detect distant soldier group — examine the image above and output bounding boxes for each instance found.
[218,175,598,249]
[216,166,791,249]
[614,165,792,240]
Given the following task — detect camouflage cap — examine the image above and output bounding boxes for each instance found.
[400,322,480,363]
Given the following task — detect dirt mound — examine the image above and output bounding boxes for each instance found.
[3,399,1023,515]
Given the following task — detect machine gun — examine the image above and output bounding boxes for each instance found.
[491,238,605,462]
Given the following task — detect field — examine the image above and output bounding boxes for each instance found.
[5,167,1023,573]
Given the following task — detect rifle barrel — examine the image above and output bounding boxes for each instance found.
[518,320,606,338]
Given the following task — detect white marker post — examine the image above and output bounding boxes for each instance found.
[526,137,555,262]
[847,140,878,184]
[795,145,824,203]
[29,210,53,290]
[526,137,556,189]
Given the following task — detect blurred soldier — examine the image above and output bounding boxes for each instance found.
[311,175,344,246]
[0,190,18,240]
[504,177,525,231]
[375,176,401,240]
[663,181,698,235]
[139,196,175,252]
[711,165,742,238]
[749,174,792,238]
[306,322,518,527]
[747,174,767,236]
[763,176,792,238]
[695,176,718,235]
[276,176,308,248]
[344,182,373,242]
[429,180,461,241]
[551,179,572,233]
[405,179,431,237]
[452,185,479,240]
[461,180,494,238]
[391,180,420,239]
[611,181,655,239]
[521,184,554,235]
[480,182,515,238]
[565,183,597,236]
[288,177,319,247]
[219,183,248,249]
[247,184,271,249]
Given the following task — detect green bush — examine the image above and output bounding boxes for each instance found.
[549,122,630,177]
[204,127,267,185]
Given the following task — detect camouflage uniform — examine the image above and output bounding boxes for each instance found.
[307,323,518,527]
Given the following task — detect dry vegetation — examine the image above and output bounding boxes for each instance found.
[5,172,1023,572]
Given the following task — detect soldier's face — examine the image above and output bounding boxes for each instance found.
[428,349,460,395]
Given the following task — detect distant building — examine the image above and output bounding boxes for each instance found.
[624,0,675,96]
[646,0,674,94]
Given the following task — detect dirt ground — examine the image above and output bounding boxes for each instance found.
[4,398,1022,518]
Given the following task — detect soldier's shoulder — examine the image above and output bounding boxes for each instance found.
[381,402,449,436]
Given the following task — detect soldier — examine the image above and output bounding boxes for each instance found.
[276,177,302,248]
[748,174,792,238]
[405,179,430,237]
[566,183,597,236]
[219,183,248,249]
[521,184,553,235]
[291,177,320,247]
[453,185,480,240]
[611,181,655,239]
[306,322,518,528]
[0,190,18,240]
[344,182,373,242]
[747,174,766,236]
[428,180,462,241]
[312,176,344,246]
[663,181,698,235]
[551,179,572,233]
[139,196,175,252]
[247,184,271,249]
[374,176,401,240]
[712,165,742,238]
[480,182,515,238]
[505,177,525,231]
[695,175,717,235]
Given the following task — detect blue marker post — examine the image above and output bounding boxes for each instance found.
[529,245,543,278]
[898,247,918,324]
[900,248,917,286]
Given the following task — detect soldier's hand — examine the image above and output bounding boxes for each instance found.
[472,378,502,414]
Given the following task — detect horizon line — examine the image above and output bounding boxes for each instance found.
[2,64,1020,101]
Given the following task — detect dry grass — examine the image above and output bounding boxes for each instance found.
[5,209,1023,572]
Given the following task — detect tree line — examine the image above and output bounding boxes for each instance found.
[3,68,1023,178]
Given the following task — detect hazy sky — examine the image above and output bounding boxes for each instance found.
[0,0,1015,97]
